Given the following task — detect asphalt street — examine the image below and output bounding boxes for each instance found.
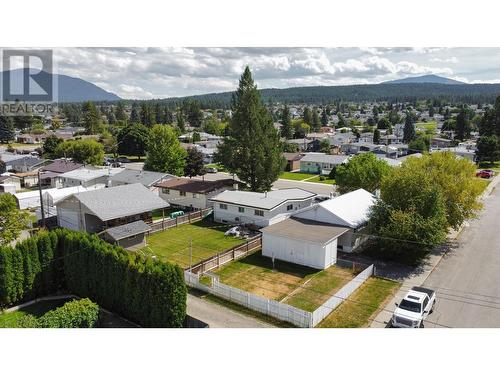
[423,184,500,327]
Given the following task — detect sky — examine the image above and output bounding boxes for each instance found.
[20,47,500,99]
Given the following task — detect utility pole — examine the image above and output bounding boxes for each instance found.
[189,238,193,273]
[38,168,45,228]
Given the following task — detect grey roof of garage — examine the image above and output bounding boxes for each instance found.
[104,220,151,241]
[71,183,169,221]
[260,217,349,244]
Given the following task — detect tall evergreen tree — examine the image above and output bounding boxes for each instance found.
[303,107,312,125]
[82,101,102,134]
[130,103,140,123]
[403,111,416,143]
[321,109,329,126]
[184,147,205,178]
[214,67,285,192]
[0,116,15,143]
[115,102,127,122]
[312,108,321,131]
[455,108,471,141]
[373,128,381,144]
[280,105,293,139]
[177,109,186,132]
[140,102,155,126]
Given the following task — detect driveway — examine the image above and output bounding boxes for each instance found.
[422,183,500,328]
[186,292,272,328]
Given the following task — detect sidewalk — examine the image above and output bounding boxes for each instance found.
[370,173,500,328]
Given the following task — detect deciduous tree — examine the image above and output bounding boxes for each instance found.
[144,125,187,175]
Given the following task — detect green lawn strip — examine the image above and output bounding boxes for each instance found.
[478,161,500,172]
[0,298,72,328]
[279,171,317,181]
[204,163,227,172]
[285,267,358,312]
[474,177,491,194]
[415,121,437,133]
[145,219,244,267]
[307,176,336,185]
[317,277,400,328]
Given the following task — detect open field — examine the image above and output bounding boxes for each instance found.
[0,298,71,328]
[144,218,245,268]
[214,251,358,311]
[279,171,316,181]
[416,121,437,134]
[317,277,400,328]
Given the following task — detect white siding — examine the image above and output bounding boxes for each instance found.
[159,187,228,210]
[212,198,314,228]
[57,208,80,231]
[294,205,349,227]
[262,233,337,270]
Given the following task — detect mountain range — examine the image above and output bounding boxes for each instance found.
[1,69,121,102]
[383,74,465,85]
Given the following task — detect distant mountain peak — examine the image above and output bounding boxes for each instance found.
[1,68,121,102]
[383,74,465,85]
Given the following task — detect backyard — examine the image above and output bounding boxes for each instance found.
[143,218,245,268]
[317,277,400,328]
[416,121,437,134]
[213,251,359,312]
[280,171,335,185]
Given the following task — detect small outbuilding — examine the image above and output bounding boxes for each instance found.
[102,220,151,250]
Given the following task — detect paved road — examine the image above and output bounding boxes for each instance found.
[197,172,335,196]
[186,293,272,328]
[423,184,500,328]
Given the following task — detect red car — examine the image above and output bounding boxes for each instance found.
[476,169,494,179]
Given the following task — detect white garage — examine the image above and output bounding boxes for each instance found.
[260,217,349,270]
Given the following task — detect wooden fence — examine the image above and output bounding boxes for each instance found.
[188,235,262,274]
[148,208,212,234]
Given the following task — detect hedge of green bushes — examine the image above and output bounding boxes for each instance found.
[17,298,100,328]
[0,229,186,327]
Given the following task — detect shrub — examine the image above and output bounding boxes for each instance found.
[0,229,186,327]
[37,298,100,328]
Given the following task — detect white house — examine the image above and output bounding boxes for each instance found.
[156,178,237,210]
[53,168,112,188]
[299,153,349,175]
[260,189,376,270]
[209,188,316,227]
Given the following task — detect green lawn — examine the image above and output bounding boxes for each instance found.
[151,208,181,221]
[204,163,227,172]
[0,298,72,328]
[215,251,357,311]
[474,177,491,194]
[416,121,437,134]
[279,171,316,181]
[317,277,400,328]
[144,218,245,268]
[307,176,336,185]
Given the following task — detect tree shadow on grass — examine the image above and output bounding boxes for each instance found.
[236,251,318,279]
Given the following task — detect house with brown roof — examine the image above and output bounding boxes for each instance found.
[39,159,83,186]
[156,178,238,210]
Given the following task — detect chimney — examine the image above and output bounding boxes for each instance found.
[233,182,238,191]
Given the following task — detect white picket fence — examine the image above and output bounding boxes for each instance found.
[185,262,374,328]
[184,271,312,327]
[311,264,374,326]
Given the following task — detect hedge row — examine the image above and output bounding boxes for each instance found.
[18,298,100,328]
[0,229,186,327]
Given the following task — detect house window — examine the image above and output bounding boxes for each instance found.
[238,207,245,213]
[220,203,228,210]
[287,204,293,211]
[162,188,170,194]
[180,191,186,197]
[254,209,264,217]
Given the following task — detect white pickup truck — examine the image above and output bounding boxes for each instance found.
[391,286,436,328]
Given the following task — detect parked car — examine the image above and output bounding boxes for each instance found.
[116,156,131,163]
[476,169,494,179]
[391,286,436,328]
[206,167,218,173]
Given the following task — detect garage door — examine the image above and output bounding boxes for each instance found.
[58,209,80,230]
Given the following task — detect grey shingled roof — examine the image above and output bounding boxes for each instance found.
[209,188,316,210]
[111,169,173,187]
[300,153,349,164]
[260,217,349,244]
[104,220,151,241]
[71,183,169,221]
